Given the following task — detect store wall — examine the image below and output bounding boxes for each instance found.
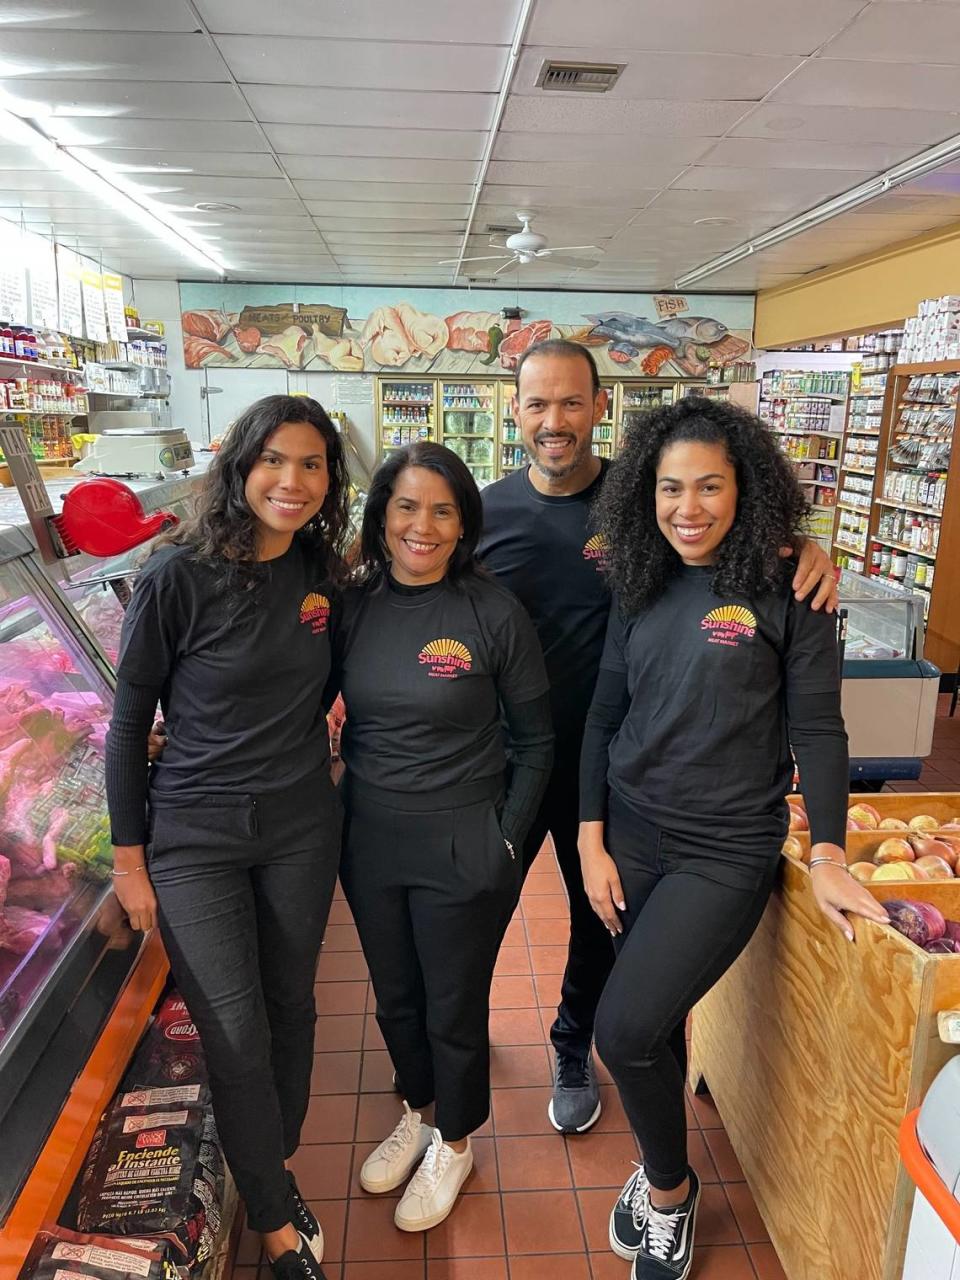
[754,219,960,347]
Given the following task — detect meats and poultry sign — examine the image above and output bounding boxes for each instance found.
[178,286,754,379]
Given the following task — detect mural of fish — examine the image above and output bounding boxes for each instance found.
[657,316,729,344]
[583,312,729,362]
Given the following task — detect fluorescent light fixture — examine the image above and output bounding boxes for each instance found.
[0,104,227,275]
[675,130,960,289]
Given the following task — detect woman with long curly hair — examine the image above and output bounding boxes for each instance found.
[105,395,350,1280]
[577,396,888,1280]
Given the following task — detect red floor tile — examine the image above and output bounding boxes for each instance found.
[522,871,564,895]
[491,1087,554,1136]
[502,1189,586,1255]
[465,1135,500,1194]
[316,950,369,982]
[529,944,568,974]
[688,1087,723,1130]
[427,1260,507,1279]
[494,945,532,975]
[688,1244,758,1279]
[521,896,572,920]
[342,1263,424,1280]
[575,1188,616,1254]
[489,1008,546,1046]
[310,1051,362,1096]
[426,1191,505,1257]
[308,1199,347,1262]
[501,919,527,946]
[300,1093,359,1145]
[326,899,356,926]
[315,1014,365,1052]
[725,1179,770,1243]
[490,1044,552,1088]
[525,918,572,945]
[362,1013,386,1050]
[314,982,369,1016]
[703,1128,746,1182]
[343,1196,426,1261]
[359,1049,398,1093]
[496,1134,573,1191]
[286,1142,353,1199]
[321,923,362,951]
[511,1256,591,1279]
[489,975,538,1009]
[355,1091,405,1143]
[749,1241,789,1279]
[696,1182,743,1247]
[565,1130,639,1189]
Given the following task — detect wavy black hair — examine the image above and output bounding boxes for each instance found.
[357,441,483,584]
[159,394,350,590]
[596,395,808,614]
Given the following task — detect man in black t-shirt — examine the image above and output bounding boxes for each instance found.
[479,340,839,1136]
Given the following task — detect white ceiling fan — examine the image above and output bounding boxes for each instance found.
[440,212,602,275]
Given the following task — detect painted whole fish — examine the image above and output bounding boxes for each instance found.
[584,311,729,360]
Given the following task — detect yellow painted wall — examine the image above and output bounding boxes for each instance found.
[754,219,960,348]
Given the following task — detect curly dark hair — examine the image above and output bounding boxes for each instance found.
[596,395,809,614]
[158,395,351,591]
[356,441,483,585]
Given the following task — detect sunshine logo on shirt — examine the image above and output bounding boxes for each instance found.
[582,533,609,571]
[299,592,331,634]
[418,637,473,679]
[700,604,756,648]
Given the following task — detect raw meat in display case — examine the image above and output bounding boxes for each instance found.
[0,572,112,1044]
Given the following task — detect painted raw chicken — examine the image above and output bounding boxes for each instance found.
[362,304,449,366]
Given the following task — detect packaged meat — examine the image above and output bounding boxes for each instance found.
[18,1226,178,1280]
[77,1100,223,1271]
[125,993,208,1091]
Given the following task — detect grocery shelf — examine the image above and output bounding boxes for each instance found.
[768,427,844,438]
[836,501,871,515]
[840,464,876,476]
[124,327,164,342]
[845,428,881,437]
[443,433,494,440]
[833,538,868,555]
[1,408,84,417]
[873,536,937,560]
[382,399,432,407]
[874,497,943,518]
[0,355,80,375]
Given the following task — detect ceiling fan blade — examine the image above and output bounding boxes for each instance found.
[537,245,602,255]
[545,254,602,269]
[439,254,513,265]
[493,257,521,275]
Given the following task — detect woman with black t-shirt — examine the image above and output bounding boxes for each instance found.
[577,398,888,1280]
[332,442,553,1232]
[105,396,348,1280]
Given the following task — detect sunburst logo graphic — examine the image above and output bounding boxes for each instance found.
[418,637,473,679]
[299,591,330,634]
[701,604,756,647]
[582,532,609,570]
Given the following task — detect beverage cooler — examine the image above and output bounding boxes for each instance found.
[440,379,497,487]
[618,380,677,445]
[591,382,618,459]
[500,381,524,475]
[0,469,208,1271]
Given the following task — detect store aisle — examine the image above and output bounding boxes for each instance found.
[232,701,960,1280]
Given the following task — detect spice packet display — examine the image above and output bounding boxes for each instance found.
[76,1095,223,1272]
[124,993,208,1092]
[17,1226,179,1280]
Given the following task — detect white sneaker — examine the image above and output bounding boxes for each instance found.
[394,1130,473,1232]
[359,1101,434,1194]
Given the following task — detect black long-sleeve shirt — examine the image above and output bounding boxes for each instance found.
[580,565,848,854]
[333,572,553,847]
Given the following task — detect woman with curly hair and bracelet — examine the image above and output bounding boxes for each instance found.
[577,396,888,1280]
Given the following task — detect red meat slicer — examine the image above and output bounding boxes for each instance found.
[50,477,178,558]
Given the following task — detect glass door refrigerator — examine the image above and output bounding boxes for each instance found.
[377,377,437,457]
[440,379,497,487]
[619,381,677,444]
[592,381,618,459]
[499,380,525,477]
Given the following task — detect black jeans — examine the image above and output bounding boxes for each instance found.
[594,792,780,1192]
[147,772,341,1233]
[340,777,520,1142]
[521,749,616,1059]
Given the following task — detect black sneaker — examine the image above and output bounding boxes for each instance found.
[609,1163,650,1259]
[269,1230,327,1280]
[547,1048,601,1134]
[632,1168,701,1280]
[286,1171,324,1263]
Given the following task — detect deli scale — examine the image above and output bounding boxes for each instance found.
[74,426,195,480]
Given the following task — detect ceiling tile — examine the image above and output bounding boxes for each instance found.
[0,79,247,120]
[673,165,871,198]
[264,125,484,161]
[216,37,508,93]
[500,96,754,136]
[645,187,834,215]
[475,206,635,237]
[322,233,464,247]
[282,156,479,183]
[700,136,924,171]
[770,58,960,112]
[481,184,657,209]
[514,48,802,101]
[311,216,468,232]
[244,85,495,132]
[0,31,225,80]
[296,184,474,205]
[485,159,684,187]
[527,0,863,55]
[306,204,468,222]
[43,119,266,152]
[823,3,960,64]
[143,176,296,200]
[83,148,281,178]
[731,102,960,146]
[197,0,521,43]
[492,132,714,165]
[1,0,199,31]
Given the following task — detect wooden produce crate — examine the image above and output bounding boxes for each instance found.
[689,796,960,1280]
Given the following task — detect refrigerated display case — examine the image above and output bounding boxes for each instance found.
[499,381,525,475]
[441,379,496,487]
[619,381,676,441]
[378,378,435,456]
[838,570,939,782]
[591,382,618,459]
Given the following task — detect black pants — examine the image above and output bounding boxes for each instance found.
[340,777,520,1142]
[594,792,780,1192]
[146,772,341,1233]
[521,749,616,1059]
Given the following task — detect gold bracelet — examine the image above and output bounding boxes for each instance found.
[110,865,145,876]
[808,856,850,873]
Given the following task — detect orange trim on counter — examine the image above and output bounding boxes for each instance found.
[0,932,168,1273]
[899,1107,960,1249]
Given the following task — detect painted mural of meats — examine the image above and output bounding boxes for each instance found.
[498,320,554,370]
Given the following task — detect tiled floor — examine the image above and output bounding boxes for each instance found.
[233,696,960,1280]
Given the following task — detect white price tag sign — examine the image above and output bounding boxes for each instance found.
[0,220,28,324]
[57,245,84,337]
[24,229,59,327]
[81,264,109,342]
[103,271,128,341]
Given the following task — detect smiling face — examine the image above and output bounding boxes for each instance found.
[384,465,464,586]
[244,420,329,560]
[513,352,606,493]
[655,439,739,566]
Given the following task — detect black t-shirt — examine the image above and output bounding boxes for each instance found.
[337,572,548,794]
[585,566,848,852]
[116,540,334,795]
[479,463,610,749]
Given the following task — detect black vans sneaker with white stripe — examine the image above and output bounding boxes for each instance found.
[286,1170,323,1262]
[631,1167,701,1280]
[268,1229,327,1280]
[609,1163,650,1260]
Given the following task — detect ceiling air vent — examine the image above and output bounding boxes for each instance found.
[485,224,515,234]
[536,61,625,93]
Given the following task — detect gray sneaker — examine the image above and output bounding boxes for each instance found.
[547,1048,602,1133]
